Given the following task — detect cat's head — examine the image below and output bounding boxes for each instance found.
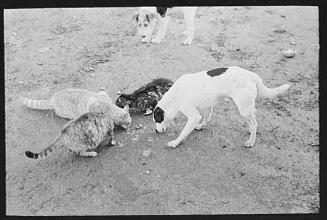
[115,94,135,109]
[117,105,132,130]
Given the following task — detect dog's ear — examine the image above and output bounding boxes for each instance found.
[133,13,139,22]
[153,107,165,123]
[145,13,155,22]
[149,13,155,20]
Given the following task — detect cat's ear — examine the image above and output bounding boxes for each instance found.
[124,105,129,112]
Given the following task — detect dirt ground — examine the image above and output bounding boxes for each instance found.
[5,6,319,215]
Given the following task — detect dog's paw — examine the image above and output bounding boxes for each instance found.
[195,124,205,131]
[244,139,254,148]
[182,38,192,45]
[151,38,162,44]
[167,139,180,148]
[141,37,150,43]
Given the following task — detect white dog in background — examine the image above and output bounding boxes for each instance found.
[153,66,290,148]
[134,7,197,45]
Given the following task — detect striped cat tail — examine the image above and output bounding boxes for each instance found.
[19,96,54,110]
[25,135,62,159]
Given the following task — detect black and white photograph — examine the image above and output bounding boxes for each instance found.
[4,5,319,215]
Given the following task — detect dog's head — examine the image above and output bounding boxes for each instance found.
[153,106,178,133]
[153,106,167,133]
[134,10,156,39]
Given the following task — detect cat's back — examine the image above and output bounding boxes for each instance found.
[66,111,111,132]
[52,88,96,101]
[59,111,111,149]
[132,78,174,96]
[50,88,112,119]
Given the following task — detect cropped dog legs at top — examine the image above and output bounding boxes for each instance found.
[182,9,196,45]
[151,16,169,44]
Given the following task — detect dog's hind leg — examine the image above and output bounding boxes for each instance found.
[167,105,202,148]
[195,106,215,130]
[230,82,258,147]
[243,112,258,147]
[207,106,214,122]
[195,109,206,130]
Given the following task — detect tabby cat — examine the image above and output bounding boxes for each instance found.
[25,105,119,159]
[116,78,174,115]
[20,88,131,129]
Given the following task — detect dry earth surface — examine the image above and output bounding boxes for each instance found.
[5,6,319,215]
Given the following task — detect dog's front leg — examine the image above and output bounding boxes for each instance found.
[182,7,196,45]
[167,106,202,148]
[151,16,169,44]
[167,118,199,148]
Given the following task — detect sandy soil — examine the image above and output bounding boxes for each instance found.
[5,7,319,215]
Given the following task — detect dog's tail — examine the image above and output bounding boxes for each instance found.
[249,73,290,99]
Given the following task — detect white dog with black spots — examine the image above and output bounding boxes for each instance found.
[153,66,290,148]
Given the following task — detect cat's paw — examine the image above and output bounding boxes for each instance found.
[144,109,153,116]
[89,152,98,157]
[110,139,116,146]
[79,151,97,157]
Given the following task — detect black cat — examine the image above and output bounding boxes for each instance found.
[116,78,174,115]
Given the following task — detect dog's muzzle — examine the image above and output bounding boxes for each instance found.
[137,29,151,39]
[155,123,166,133]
